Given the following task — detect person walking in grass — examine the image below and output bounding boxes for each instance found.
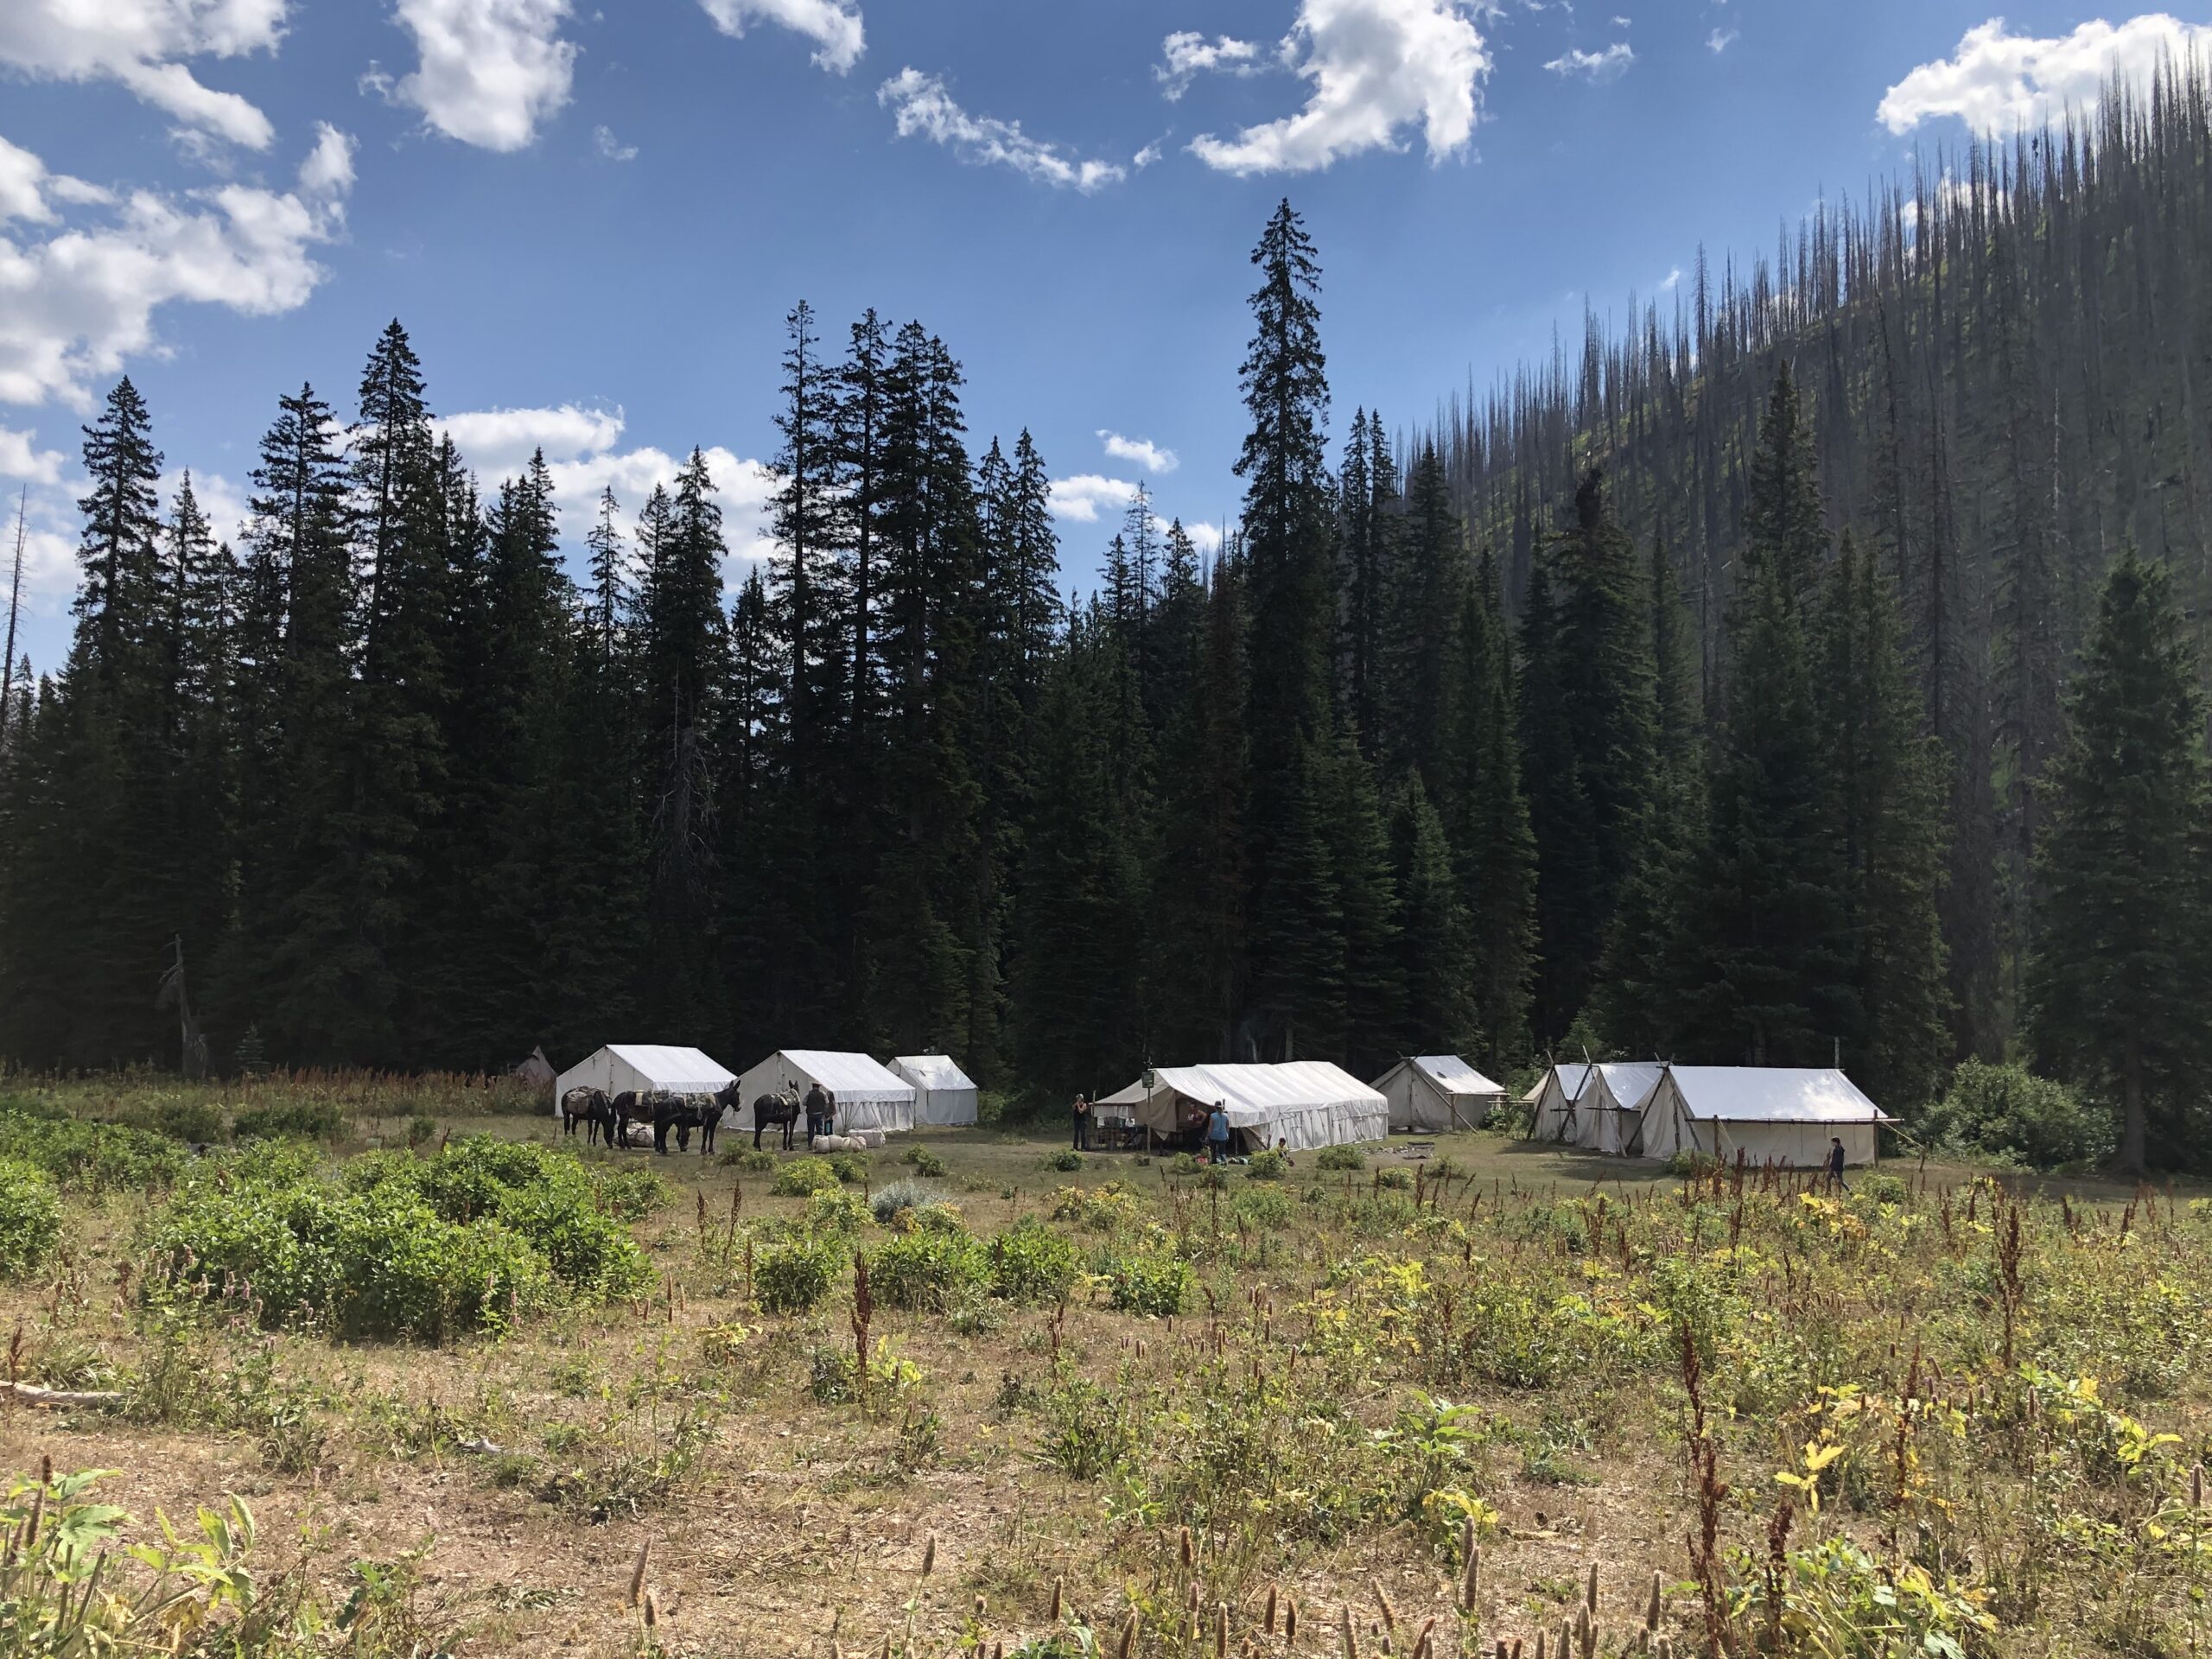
[1827,1135,1850,1193]
[1207,1101,1231,1164]
[1072,1093,1093,1152]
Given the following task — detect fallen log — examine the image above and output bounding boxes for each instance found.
[2,1380,124,1408]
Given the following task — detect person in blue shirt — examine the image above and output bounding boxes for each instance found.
[1206,1102,1231,1164]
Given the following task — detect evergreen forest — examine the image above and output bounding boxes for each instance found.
[5,71,2212,1173]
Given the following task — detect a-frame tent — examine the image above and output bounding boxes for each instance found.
[1527,1063,1594,1142]
[1574,1062,1667,1155]
[1373,1055,1506,1132]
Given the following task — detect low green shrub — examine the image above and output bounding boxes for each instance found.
[754,1236,842,1313]
[0,1109,188,1193]
[869,1229,990,1311]
[1375,1167,1414,1192]
[148,1098,225,1144]
[772,1156,840,1198]
[988,1217,1082,1305]
[407,1114,437,1147]
[1855,1171,1910,1205]
[149,1174,552,1340]
[721,1147,777,1172]
[1316,1145,1366,1173]
[590,1163,677,1221]
[1244,1147,1288,1180]
[829,1151,871,1185]
[903,1146,950,1177]
[1044,1148,1084,1173]
[1921,1059,2113,1171]
[871,1179,944,1224]
[232,1099,346,1142]
[0,1156,62,1280]
[1106,1250,1192,1317]
[805,1188,872,1237]
[1232,1185,1294,1228]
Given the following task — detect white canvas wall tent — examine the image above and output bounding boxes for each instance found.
[1527,1063,1594,1142]
[552,1046,737,1116]
[1635,1066,1891,1166]
[889,1055,979,1126]
[1574,1062,1667,1155]
[1373,1055,1505,1132]
[733,1050,917,1135]
[1106,1062,1387,1152]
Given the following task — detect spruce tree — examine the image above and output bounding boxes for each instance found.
[1816,531,1951,1114]
[1451,546,1536,1075]
[1392,773,1478,1058]
[1236,200,1338,1058]
[2028,549,2212,1174]
[1674,377,1850,1066]
[1384,441,1464,790]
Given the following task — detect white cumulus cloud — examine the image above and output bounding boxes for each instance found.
[437,403,775,570]
[0,128,353,410]
[1048,474,1141,524]
[697,0,864,74]
[1185,0,1491,175]
[1545,41,1634,80]
[1098,429,1178,474]
[593,124,637,162]
[384,0,577,151]
[0,425,67,485]
[1155,31,1266,99]
[1879,14,2212,137]
[0,0,285,150]
[879,69,1127,192]
[1707,28,1738,54]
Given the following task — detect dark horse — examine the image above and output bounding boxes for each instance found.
[561,1086,613,1147]
[609,1090,645,1148]
[647,1091,722,1155]
[744,1083,802,1151]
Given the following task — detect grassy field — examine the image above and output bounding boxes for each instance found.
[0,1075,2206,1658]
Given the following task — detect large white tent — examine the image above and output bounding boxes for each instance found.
[733,1050,916,1135]
[551,1045,736,1116]
[1573,1062,1667,1155]
[1634,1066,1891,1166]
[1373,1055,1505,1132]
[889,1055,979,1127]
[1528,1063,1594,1142]
[1107,1062,1387,1153]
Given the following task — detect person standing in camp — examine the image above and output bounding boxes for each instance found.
[1827,1136,1850,1193]
[1206,1101,1230,1164]
[1071,1093,1092,1152]
[804,1080,830,1144]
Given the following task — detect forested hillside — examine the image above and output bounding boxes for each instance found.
[3,67,2211,1170]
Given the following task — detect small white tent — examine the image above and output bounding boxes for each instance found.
[1574,1062,1666,1155]
[552,1045,737,1116]
[1373,1055,1505,1132]
[1635,1066,1891,1166]
[1107,1062,1387,1153]
[1528,1063,1594,1142]
[733,1050,917,1135]
[889,1055,979,1127]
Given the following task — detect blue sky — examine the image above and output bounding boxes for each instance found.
[4,0,2207,672]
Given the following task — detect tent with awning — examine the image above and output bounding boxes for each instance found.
[1104,1062,1388,1152]
[1372,1055,1506,1132]
[889,1055,979,1127]
[732,1050,917,1135]
[1634,1066,1891,1166]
